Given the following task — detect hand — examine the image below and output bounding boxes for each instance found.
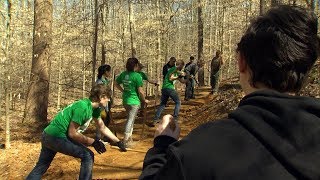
[92,139,106,154]
[154,114,180,140]
[116,141,127,152]
[144,99,150,104]
[179,71,186,76]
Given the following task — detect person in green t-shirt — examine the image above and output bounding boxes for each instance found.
[137,63,159,116]
[115,57,149,148]
[96,64,114,140]
[27,85,126,180]
[148,59,186,127]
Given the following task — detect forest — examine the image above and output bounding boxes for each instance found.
[1,0,320,179]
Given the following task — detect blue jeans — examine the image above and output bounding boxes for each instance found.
[124,104,140,140]
[154,88,181,121]
[26,132,94,180]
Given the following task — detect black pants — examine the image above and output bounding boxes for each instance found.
[185,78,195,99]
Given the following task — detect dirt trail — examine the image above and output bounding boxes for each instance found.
[0,86,225,180]
[1,78,318,179]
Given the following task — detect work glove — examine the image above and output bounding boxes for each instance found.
[117,141,127,152]
[92,139,106,154]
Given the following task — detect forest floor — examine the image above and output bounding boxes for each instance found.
[0,77,319,180]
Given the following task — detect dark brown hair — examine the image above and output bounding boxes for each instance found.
[237,5,319,92]
[89,84,112,102]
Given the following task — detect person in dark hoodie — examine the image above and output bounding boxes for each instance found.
[140,5,320,180]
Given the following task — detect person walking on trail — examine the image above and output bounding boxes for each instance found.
[140,5,320,179]
[137,63,159,116]
[115,57,149,148]
[210,50,223,94]
[184,56,199,101]
[27,85,126,180]
[148,60,186,127]
[95,64,113,141]
[162,57,176,80]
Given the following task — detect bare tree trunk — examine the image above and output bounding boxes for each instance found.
[57,0,67,110]
[214,0,219,49]
[208,0,213,56]
[197,0,204,86]
[157,0,161,89]
[82,0,87,98]
[119,0,126,64]
[227,30,232,78]
[23,0,53,123]
[220,6,226,52]
[5,87,10,149]
[101,1,108,66]
[128,0,136,57]
[260,0,266,15]
[82,48,86,98]
[101,44,106,65]
[91,0,99,87]
[5,0,12,148]
[245,0,252,27]
[146,64,149,96]
[57,44,62,110]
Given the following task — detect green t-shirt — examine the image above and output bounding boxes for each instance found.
[138,71,148,81]
[44,98,101,138]
[162,66,177,89]
[116,71,143,105]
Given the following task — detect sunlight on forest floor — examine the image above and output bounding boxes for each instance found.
[0,79,319,179]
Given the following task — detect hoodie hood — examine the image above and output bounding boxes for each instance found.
[229,89,320,179]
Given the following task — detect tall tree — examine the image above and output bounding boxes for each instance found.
[91,0,99,87]
[128,0,136,57]
[100,0,108,66]
[23,0,53,123]
[197,0,204,86]
[5,0,12,149]
[260,0,266,15]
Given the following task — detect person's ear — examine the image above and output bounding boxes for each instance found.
[238,52,247,73]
